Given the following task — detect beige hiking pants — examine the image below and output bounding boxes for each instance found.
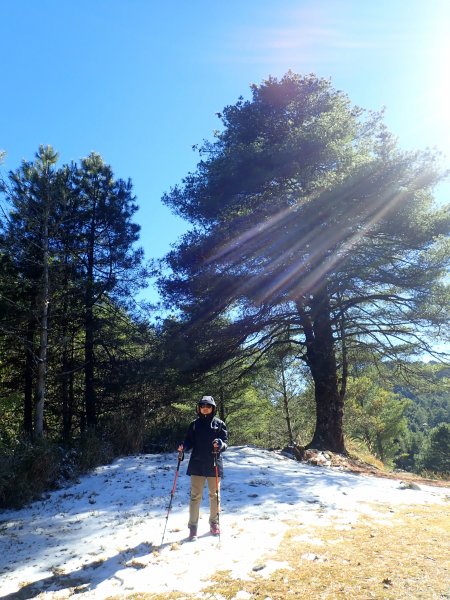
[188,475,220,527]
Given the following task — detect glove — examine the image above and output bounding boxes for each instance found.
[177,444,185,460]
[213,438,224,451]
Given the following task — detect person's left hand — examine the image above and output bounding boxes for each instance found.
[213,438,224,451]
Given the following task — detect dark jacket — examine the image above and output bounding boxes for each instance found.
[183,415,228,477]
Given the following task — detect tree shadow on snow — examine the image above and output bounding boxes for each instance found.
[0,541,154,600]
[0,447,394,600]
[222,448,378,514]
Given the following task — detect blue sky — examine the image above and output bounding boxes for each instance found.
[1,0,449,302]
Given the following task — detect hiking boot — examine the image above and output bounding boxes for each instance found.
[188,525,197,541]
[210,522,220,536]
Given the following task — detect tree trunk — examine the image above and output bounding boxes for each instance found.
[60,270,73,441]
[217,385,226,421]
[34,206,50,439]
[297,288,346,454]
[280,361,295,445]
[376,432,384,462]
[84,215,97,428]
[23,317,35,436]
[61,344,72,442]
[84,291,96,428]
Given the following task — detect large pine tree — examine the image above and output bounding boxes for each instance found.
[159,73,450,453]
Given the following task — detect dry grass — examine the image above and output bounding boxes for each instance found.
[115,502,450,600]
[210,503,450,600]
[344,437,387,471]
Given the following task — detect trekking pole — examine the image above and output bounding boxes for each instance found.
[213,450,221,545]
[160,449,184,546]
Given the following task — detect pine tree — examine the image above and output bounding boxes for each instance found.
[419,423,450,473]
[159,73,450,453]
[72,153,145,428]
[1,146,63,437]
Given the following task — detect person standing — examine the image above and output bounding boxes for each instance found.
[178,395,228,541]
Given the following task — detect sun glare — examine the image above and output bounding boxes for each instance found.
[416,8,450,160]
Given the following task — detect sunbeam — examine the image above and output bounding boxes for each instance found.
[200,163,426,308]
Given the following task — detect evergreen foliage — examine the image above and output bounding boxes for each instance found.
[0,148,150,443]
[418,423,450,474]
[344,375,410,464]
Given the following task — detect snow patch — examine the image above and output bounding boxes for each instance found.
[0,446,448,598]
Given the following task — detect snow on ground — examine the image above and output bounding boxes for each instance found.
[0,446,448,599]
